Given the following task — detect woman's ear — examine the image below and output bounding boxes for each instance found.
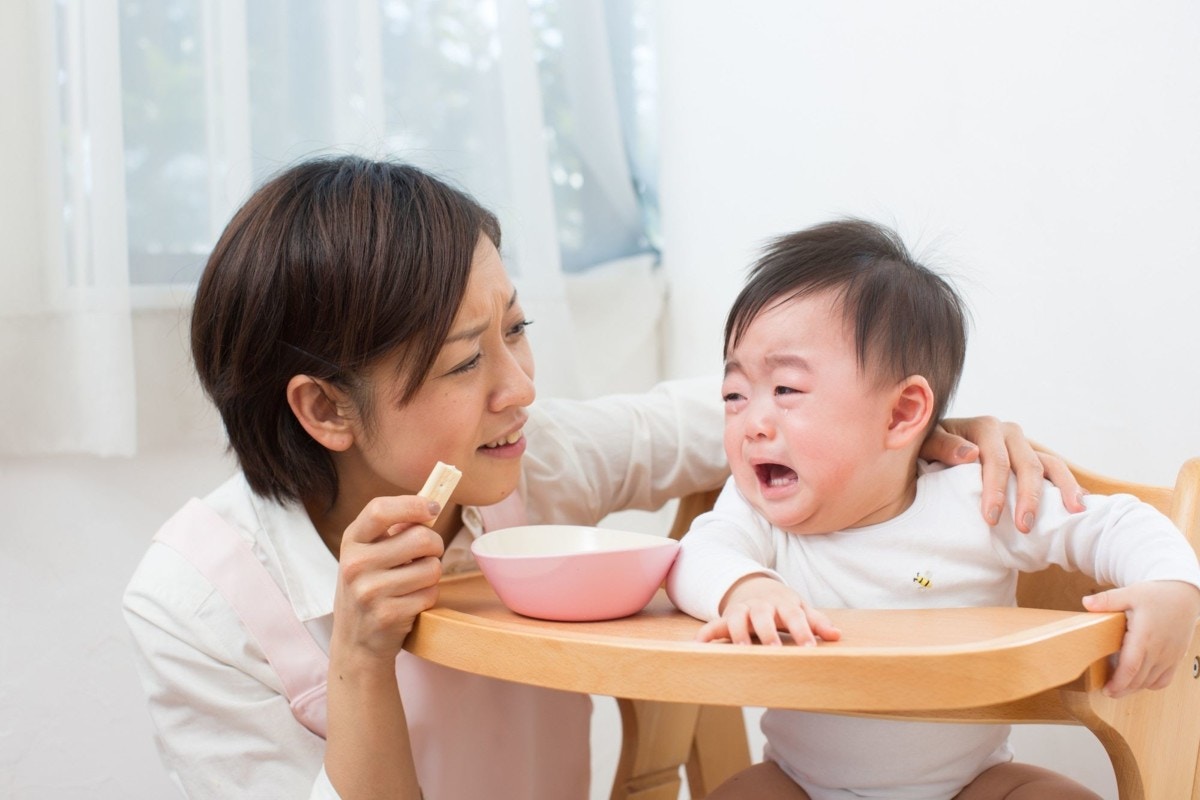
[286,375,355,452]
[885,375,935,450]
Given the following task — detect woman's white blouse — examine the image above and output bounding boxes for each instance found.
[122,377,726,799]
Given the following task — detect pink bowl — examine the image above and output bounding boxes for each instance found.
[470,525,680,621]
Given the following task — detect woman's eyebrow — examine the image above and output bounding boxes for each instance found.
[445,289,519,344]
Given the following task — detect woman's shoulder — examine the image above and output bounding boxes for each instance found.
[123,474,253,613]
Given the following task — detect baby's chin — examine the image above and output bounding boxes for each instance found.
[754,499,823,535]
[769,516,825,535]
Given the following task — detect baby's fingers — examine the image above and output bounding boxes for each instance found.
[1105,646,1150,698]
[1145,661,1178,691]
[751,605,788,646]
[803,607,842,643]
[722,609,757,645]
[695,618,731,643]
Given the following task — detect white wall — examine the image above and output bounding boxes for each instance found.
[1,310,234,798]
[657,2,1200,796]
[659,0,1200,487]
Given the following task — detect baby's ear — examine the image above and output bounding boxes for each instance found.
[886,376,935,450]
[286,374,355,452]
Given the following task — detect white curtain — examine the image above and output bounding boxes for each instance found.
[1,0,136,456]
[0,0,659,457]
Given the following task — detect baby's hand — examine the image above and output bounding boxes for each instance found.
[695,576,841,646]
[1082,580,1200,698]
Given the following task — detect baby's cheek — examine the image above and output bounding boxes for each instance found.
[722,429,745,467]
[728,463,759,499]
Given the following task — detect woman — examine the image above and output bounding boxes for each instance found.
[123,156,1081,799]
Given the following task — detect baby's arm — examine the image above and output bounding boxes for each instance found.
[669,479,842,646]
[1082,580,1200,698]
[1001,480,1200,700]
[696,575,841,646]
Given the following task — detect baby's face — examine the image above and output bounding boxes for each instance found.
[721,290,901,534]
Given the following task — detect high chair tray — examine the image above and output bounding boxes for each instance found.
[404,572,1125,713]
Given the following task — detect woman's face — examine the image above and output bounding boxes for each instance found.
[343,235,536,509]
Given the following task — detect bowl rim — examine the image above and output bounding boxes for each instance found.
[470,524,679,560]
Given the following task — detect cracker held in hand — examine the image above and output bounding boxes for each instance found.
[419,461,462,524]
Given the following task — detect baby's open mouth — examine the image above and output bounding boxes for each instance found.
[755,463,798,487]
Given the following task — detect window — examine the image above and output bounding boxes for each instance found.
[106,0,658,290]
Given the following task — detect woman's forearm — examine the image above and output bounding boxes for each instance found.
[324,647,421,800]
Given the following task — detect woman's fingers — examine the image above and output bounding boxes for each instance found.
[343,494,443,547]
[334,496,448,658]
[344,550,443,607]
[1036,450,1086,513]
[933,416,1011,525]
[919,422,980,466]
[340,522,444,586]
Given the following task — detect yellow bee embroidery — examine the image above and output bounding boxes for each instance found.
[913,571,933,589]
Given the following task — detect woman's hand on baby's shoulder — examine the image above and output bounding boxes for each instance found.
[333,496,446,661]
[927,416,1086,532]
[1082,580,1200,698]
[696,576,841,647]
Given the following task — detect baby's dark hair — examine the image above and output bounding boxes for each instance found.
[191,155,500,507]
[724,218,968,424]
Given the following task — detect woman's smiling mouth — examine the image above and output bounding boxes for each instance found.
[481,428,525,452]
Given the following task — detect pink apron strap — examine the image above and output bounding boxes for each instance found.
[151,489,540,752]
[153,498,330,736]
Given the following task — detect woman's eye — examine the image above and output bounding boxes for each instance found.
[506,318,533,338]
[722,392,744,403]
[449,353,482,375]
[775,386,801,396]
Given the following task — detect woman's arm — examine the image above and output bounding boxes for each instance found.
[324,495,444,800]
[923,416,1086,532]
[530,378,1083,531]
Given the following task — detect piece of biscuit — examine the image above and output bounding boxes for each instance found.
[419,461,462,524]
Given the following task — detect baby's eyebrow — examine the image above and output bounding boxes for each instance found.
[765,353,813,372]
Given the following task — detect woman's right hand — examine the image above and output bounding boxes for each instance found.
[325,495,440,798]
[332,495,446,661]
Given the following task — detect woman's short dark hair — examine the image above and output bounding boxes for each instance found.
[724,218,968,424]
[191,155,500,507]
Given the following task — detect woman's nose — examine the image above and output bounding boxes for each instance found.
[490,343,535,411]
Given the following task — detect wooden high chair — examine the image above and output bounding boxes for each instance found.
[611,488,746,800]
[611,456,1200,800]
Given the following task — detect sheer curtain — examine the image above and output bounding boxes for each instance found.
[1,0,659,457]
[1,0,136,456]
